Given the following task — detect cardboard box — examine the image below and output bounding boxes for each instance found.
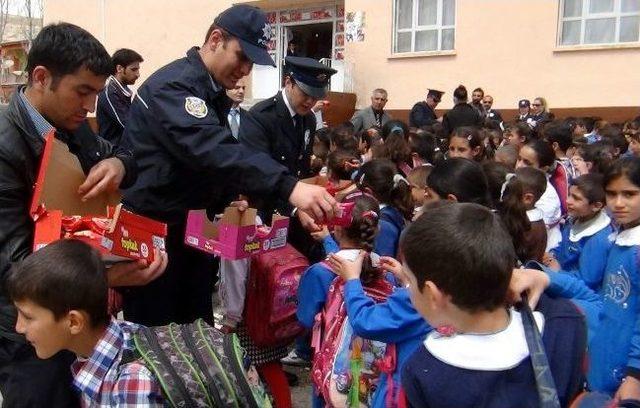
[30,131,167,263]
[184,207,289,259]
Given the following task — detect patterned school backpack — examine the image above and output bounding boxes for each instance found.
[245,244,308,348]
[311,277,397,408]
[130,319,271,408]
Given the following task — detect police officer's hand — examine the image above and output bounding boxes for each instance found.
[289,182,336,222]
[106,248,168,287]
[298,209,322,233]
[78,158,126,201]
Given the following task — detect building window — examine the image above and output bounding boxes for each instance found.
[393,0,455,53]
[559,0,640,46]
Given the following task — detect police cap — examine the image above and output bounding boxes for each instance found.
[427,89,444,101]
[285,56,337,99]
[519,99,531,108]
[214,5,275,67]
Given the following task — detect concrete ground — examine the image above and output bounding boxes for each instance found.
[286,364,313,408]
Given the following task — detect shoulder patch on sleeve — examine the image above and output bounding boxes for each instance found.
[185,96,208,118]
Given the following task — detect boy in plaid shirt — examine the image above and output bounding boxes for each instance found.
[5,240,164,407]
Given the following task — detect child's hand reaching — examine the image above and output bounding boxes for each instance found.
[380,256,409,287]
[507,268,550,309]
[310,226,330,242]
[327,250,366,281]
[542,252,560,270]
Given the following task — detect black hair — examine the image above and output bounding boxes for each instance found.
[327,149,359,181]
[453,85,468,102]
[515,166,547,201]
[402,203,515,312]
[373,122,412,167]
[572,173,605,205]
[449,126,486,161]
[409,131,438,164]
[357,159,414,220]
[330,126,359,155]
[427,158,492,207]
[505,122,533,145]
[112,48,143,72]
[579,142,615,175]
[604,157,640,192]
[204,23,231,44]
[581,117,598,134]
[472,87,484,96]
[484,162,534,263]
[340,195,382,285]
[543,121,573,153]
[27,23,112,87]
[6,240,109,328]
[524,139,556,169]
[381,120,409,142]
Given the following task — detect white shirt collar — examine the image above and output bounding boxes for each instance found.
[615,224,640,246]
[569,211,611,242]
[527,208,544,222]
[281,88,296,119]
[424,308,544,371]
[334,249,380,267]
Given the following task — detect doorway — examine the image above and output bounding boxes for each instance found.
[284,22,333,60]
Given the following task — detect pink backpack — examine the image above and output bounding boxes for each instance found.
[245,244,308,348]
[311,276,397,407]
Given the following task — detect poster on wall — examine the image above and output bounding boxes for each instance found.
[345,11,365,43]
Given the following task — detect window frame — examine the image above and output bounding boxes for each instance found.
[392,0,456,55]
[558,0,640,47]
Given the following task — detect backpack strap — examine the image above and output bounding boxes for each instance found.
[520,294,561,408]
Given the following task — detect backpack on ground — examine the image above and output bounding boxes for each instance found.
[244,244,308,348]
[130,319,271,408]
[311,277,396,407]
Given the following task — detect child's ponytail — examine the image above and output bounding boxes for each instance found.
[497,174,532,263]
[343,195,383,285]
[357,159,414,220]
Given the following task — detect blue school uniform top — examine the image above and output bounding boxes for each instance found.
[375,205,406,257]
[551,211,614,290]
[343,280,430,408]
[546,224,640,394]
[401,296,586,408]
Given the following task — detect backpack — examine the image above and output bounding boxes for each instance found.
[550,161,570,217]
[244,244,308,348]
[311,276,396,407]
[130,319,271,408]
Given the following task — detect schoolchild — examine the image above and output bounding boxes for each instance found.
[6,240,164,407]
[545,173,614,291]
[401,203,586,407]
[356,159,413,257]
[483,162,548,263]
[517,139,563,250]
[504,121,533,152]
[512,157,640,398]
[407,165,432,215]
[448,126,486,162]
[296,195,382,407]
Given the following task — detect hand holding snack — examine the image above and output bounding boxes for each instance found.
[289,182,336,222]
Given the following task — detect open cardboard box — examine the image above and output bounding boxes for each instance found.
[30,131,167,263]
[184,207,289,259]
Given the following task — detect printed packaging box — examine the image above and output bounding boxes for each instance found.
[184,207,289,259]
[30,131,167,263]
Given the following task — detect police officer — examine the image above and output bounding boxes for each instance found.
[409,88,444,128]
[121,5,335,326]
[240,57,336,260]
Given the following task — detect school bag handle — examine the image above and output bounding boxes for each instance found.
[520,293,561,408]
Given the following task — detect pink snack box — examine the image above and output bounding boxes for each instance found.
[184,207,289,259]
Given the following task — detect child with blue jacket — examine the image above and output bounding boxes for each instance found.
[356,159,413,258]
[513,157,640,401]
[544,173,614,291]
[297,193,385,407]
[402,203,585,407]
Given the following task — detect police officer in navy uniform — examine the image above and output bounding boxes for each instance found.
[240,57,336,260]
[121,5,336,327]
[409,88,444,128]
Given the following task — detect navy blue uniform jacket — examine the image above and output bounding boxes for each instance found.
[122,47,297,225]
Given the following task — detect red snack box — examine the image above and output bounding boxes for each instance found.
[184,207,289,260]
[30,131,167,263]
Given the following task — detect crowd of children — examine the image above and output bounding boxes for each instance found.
[10,95,640,407]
